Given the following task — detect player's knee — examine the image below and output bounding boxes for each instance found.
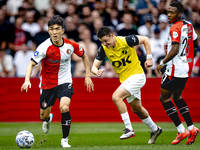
[159,96,165,103]
[172,95,181,101]
[40,113,48,121]
[60,105,69,113]
[112,94,119,104]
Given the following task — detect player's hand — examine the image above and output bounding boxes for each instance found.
[84,77,94,92]
[156,64,163,74]
[145,59,153,68]
[21,81,31,92]
[96,69,105,77]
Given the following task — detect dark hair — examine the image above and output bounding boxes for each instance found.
[48,15,64,28]
[97,26,112,38]
[170,2,184,13]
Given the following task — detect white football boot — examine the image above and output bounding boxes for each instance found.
[120,128,135,140]
[42,113,53,134]
[61,138,71,148]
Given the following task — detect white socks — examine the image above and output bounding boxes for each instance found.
[142,116,158,133]
[177,124,185,133]
[188,125,194,131]
[121,112,133,130]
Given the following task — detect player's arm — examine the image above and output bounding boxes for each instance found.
[136,35,153,68]
[21,60,37,92]
[91,46,106,77]
[91,59,104,77]
[137,35,152,55]
[157,43,179,74]
[81,53,94,92]
[163,43,179,64]
[163,37,198,63]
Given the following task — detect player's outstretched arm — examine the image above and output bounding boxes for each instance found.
[91,59,104,77]
[137,35,153,68]
[82,53,94,92]
[21,60,36,92]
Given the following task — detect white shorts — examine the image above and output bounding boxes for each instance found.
[120,73,146,103]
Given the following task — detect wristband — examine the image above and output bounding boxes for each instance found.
[146,54,152,59]
[160,60,166,66]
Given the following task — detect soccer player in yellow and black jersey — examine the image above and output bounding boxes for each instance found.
[92,26,162,144]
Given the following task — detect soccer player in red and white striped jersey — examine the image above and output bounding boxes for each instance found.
[157,2,199,145]
[21,15,94,147]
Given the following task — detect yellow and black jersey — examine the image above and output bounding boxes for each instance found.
[96,35,144,83]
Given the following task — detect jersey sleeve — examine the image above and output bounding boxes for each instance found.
[72,41,85,57]
[96,45,106,60]
[125,35,139,47]
[31,44,46,64]
[169,26,181,44]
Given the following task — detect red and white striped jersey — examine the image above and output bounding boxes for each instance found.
[32,38,84,89]
[165,20,197,78]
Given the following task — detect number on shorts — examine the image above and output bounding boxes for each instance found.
[161,74,167,84]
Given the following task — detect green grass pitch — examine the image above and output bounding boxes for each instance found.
[0,122,199,150]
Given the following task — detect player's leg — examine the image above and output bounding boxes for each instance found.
[172,89,199,145]
[160,75,189,144]
[160,88,189,144]
[60,96,71,148]
[40,107,53,134]
[58,83,73,148]
[40,88,56,134]
[112,86,135,140]
[129,99,162,144]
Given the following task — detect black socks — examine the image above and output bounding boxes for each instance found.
[61,111,71,138]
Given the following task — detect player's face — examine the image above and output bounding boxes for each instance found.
[167,6,180,24]
[99,34,115,48]
[48,24,64,45]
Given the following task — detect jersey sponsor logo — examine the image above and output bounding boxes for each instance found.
[34,51,39,57]
[47,59,67,63]
[172,31,178,38]
[67,49,71,54]
[112,55,131,68]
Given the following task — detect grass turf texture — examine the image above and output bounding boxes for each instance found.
[0,122,199,150]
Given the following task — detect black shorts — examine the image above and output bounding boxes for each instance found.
[161,74,188,91]
[40,83,73,110]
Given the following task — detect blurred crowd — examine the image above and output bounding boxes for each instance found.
[0,0,200,78]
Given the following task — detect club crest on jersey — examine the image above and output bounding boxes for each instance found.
[122,50,127,54]
[34,51,39,56]
[67,49,71,54]
[42,101,47,108]
[173,32,178,38]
